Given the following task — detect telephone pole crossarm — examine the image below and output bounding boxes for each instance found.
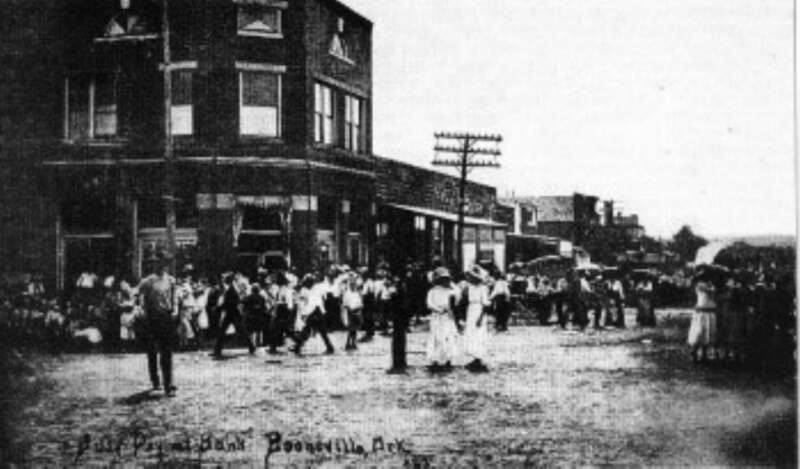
[432,131,503,271]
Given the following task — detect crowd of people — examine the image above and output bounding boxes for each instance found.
[1,255,794,395]
[506,269,658,330]
[688,264,795,371]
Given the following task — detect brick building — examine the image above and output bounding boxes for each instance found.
[2,0,377,291]
[374,156,505,272]
[501,194,600,245]
[613,213,645,240]
[0,0,506,291]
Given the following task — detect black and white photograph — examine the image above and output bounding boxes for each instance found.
[0,0,797,466]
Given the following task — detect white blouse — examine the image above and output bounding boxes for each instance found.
[427,286,456,314]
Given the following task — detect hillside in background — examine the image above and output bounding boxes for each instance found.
[710,234,795,248]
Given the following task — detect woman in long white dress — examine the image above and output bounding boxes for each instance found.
[463,266,491,373]
[426,267,459,372]
[688,278,718,362]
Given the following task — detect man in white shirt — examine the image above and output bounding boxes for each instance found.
[292,274,335,356]
[610,278,626,328]
[137,256,178,396]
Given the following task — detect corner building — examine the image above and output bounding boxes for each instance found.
[36,0,375,289]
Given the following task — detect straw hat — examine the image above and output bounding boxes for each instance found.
[465,265,487,282]
[433,266,451,281]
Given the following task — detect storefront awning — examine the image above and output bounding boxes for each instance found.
[385,203,507,228]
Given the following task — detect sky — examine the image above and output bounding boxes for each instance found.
[345,0,796,239]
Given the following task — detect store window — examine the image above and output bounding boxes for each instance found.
[138,197,166,229]
[414,216,426,232]
[61,199,115,233]
[318,197,337,231]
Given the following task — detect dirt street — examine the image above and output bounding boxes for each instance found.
[3,308,796,467]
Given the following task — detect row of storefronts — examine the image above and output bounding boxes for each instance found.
[37,156,506,292]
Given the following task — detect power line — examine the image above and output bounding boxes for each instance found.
[432,132,502,270]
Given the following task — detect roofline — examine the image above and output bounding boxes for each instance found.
[373,155,497,192]
[321,0,373,26]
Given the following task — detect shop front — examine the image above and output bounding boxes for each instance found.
[375,203,506,273]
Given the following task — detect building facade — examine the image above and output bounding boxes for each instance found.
[0,0,507,291]
[2,0,377,291]
[374,157,505,272]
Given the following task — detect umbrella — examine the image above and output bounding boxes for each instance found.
[692,263,730,284]
[528,255,564,266]
[694,241,733,266]
[575,263,603,272]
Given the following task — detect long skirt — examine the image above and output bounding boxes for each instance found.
[687,309,717,347]
[726,308,747,349]
[463,303,488,361]
[636,297,656,326]
[426,312,458,364]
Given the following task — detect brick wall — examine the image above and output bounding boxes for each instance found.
[374,156,497,219]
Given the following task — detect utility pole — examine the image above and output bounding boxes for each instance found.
[161,0,177,275]
[432,132,502,271]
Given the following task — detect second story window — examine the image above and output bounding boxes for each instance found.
[344,95,362,153]
[171,70,193,136]
[240,71,280,137]
[65,75,117,140]
[330,17,354,64]
[93,75,117,137]
[67,77,90,140]
[314,83,334,145]
[238,5,282,38]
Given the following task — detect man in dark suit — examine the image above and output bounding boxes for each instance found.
[212,273,256,359]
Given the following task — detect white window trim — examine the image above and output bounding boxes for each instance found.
[330,49,356,66]
[235,62,287,73]
[63,78,70,140]
[158,61,199,71]
[314,82,335,145]
[237,5,283,39]
[344,95,362,153]
[93,34,159,43]
[238,9,283,39]
[238,71,282,138]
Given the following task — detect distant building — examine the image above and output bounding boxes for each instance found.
[500,193,600,245]
[614,213,645,240]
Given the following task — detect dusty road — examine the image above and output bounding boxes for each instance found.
[3,309,796,467]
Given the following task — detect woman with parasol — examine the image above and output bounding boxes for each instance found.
[687,264,728,362]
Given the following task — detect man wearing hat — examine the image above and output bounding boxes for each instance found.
[137,252,179,396]
[212,272,257,359]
